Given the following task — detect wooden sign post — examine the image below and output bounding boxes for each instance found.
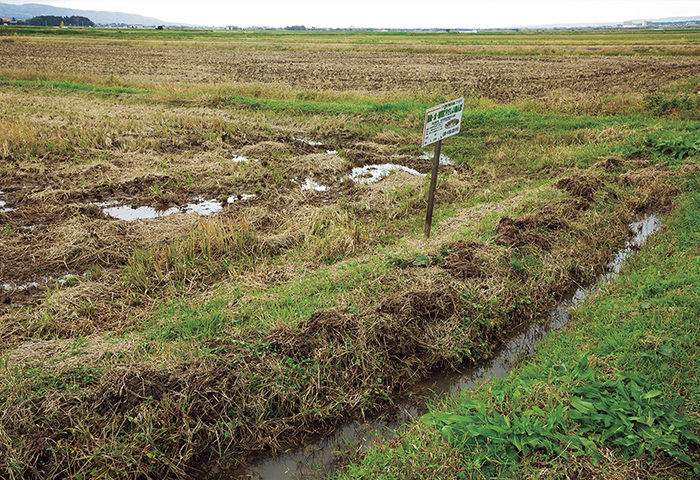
[421,97,464,238]
[424,138,442,238]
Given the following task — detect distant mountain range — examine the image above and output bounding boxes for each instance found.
[0,2,186,26]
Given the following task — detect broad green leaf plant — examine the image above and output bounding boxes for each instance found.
[422,355,700,477]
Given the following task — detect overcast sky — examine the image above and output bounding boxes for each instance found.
[3,0,699,28]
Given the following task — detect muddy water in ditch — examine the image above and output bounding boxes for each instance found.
[229,214,662,480]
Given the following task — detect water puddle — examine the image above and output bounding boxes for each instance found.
[348,164,424,185]
[2,273,80,293]
[419,150,454,166]
[21,224,45,231]
[227,194,256,203]
[300,178,331,192]
[97,195,259,221]
[233,213,662,480]
[98,198,224,221]
[1,281,41,292]
[293,137,338,155]
[293,137,325,147]
[232,154,257,163]
[296,162,423,193]
[603,214,662,281]
[0,191,14,212]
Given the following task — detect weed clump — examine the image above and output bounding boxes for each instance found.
[442,240,484,279]
[495,217,552,250]
[556,172,601,202]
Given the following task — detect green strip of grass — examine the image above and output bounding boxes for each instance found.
[0,76,152,95]
[232,258,385,330]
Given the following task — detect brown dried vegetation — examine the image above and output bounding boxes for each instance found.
[0,31,697,479]
[1,41,699,104]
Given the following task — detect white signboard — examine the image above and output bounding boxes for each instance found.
[421,97,464,147]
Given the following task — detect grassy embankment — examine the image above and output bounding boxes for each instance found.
[0,30,699,479]
[340,174,700,479]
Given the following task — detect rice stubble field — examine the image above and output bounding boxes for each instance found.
[1,28,700,479]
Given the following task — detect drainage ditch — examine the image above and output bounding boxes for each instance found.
[232,213,662,480]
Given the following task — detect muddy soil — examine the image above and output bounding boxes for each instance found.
[0,112,424,312]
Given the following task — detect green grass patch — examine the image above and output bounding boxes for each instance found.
[148,297,229,341]
[234,258,383,329]
[0,76,152,96]
[648,132,700,160]
[1,363,104,403]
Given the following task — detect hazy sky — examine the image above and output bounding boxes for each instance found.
[4,0,699,28]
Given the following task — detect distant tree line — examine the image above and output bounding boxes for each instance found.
[25,15,95,27]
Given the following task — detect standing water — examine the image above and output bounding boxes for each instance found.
[230,214,662,480]
[0,190,13,212]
